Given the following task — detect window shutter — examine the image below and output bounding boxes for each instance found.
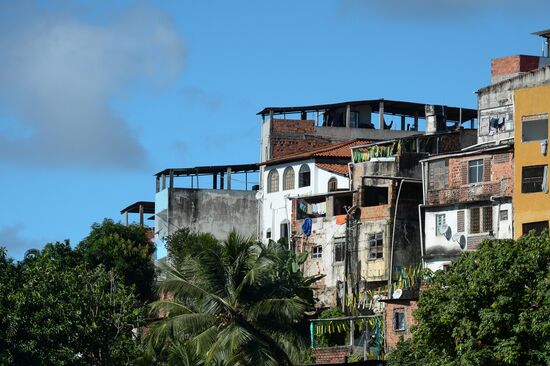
[482,207,493,232]
[461,161,468,185]
[483,158,491,182]
[457,210,465,232]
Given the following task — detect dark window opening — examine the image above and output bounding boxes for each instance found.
[266,229,271,239]
[394,309,406,331]
[280,222,289,240]
[522,165,547,193]
[522,115,548,142]
[523,221,549,236]
[334,237,345,262]
[368,232,384,260]
[328,177,338,192]
[299,164,311,188]
[499,209,508,221]
[312,245,322,259]
[363,186,389,207]
[333,194,353,216]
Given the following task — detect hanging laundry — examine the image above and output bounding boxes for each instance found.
[301,217,312,236]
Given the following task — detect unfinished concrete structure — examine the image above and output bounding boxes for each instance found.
[154,164,260,248]
[120,201,155,227]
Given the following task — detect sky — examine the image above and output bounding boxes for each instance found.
[1,0,550,260]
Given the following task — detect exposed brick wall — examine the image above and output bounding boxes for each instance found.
[271,136,332,159]
[313,346,352,364]
[385,300,418,350]
[271,118,315,133]
[492,55,540,77]
[426,151,513,206]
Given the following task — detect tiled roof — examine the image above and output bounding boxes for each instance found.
[316,163,349,176]
[262,139,372,166]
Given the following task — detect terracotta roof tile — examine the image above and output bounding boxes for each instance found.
[262,139,372,166]
[316,163,350,176]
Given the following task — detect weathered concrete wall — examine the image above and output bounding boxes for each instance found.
[478,64,550,144]
[168,188,257,240]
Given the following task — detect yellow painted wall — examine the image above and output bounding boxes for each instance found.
[513,85,550,238]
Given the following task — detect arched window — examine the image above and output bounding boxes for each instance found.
[267,170,279,193]
[298,164,311,188]
[283,167,295,190]
[328,177,338,192]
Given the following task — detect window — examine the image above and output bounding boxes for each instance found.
[521,165,547,193]
[523,221,549,235]
[457,210,465,232]
[469,207,480,234]
[468,159,483,184]
[442,263,451,272]
[299,164,311,187]
[266,229,271,239]
[393,309,406,331]
[469,207,492,234]
[280,221,289,240]
[283,167,295,190]
[368,232,384,260]
[334,237,345,262]
[435,214,446,236]
[363,186,389,207]
[312,245,322,259]
[328,177,338,192]
[350,111,360,128]
[499,209,508,221]
[267,170,279,193]
[522,114,548,142]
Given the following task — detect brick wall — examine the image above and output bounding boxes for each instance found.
[385,300,418,350]
[269,118,333,159]
[426,151,513,206]
[313,346,352,364]
[491,55,540,83]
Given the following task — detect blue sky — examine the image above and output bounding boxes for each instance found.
[1,0,550,259]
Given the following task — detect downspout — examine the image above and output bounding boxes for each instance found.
[388,179,404,299]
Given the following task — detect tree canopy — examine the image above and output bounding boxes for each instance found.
[145,230,322,365]
[388,233,550,366]
[0,241,144,365]
[76,219,156,302]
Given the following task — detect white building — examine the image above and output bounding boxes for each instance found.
[259,140,367,242]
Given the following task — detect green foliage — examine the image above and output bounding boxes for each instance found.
[317,307,346,347]
[77,219,156,302]
[1,242,144,365]
[146,231,323,365]
[388,233,550,366]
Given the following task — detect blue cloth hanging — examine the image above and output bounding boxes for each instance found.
[302,217,312,237]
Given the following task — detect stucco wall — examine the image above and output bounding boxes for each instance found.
[513,85,550,237]
[261,159,349,242]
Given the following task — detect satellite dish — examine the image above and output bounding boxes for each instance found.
[255,191,264,201]
[441,224,452,240]
[393,289,403,299]
[458,235,466,250]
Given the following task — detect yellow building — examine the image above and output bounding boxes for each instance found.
[513,85,550,238]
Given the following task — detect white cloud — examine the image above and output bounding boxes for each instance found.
[0,1,185,169]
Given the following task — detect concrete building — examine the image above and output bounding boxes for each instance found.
[260,139,367,243]
[513,84,550,237]
[421,143,514,271]
[153,164,259,249]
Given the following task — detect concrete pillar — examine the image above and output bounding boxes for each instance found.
[414,112,419,131]
[213,173,217,189]
[161,174,166,190]
[139,204,144,226]
[125,211,128,226]
[156,177,160,193]
[227,168,232,190]
[169,170,174,190]
[401,115,406,131]
[345,104,351,128]
[379,100,385,129]
[220,172,224,190]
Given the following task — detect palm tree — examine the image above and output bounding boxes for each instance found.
[145,231,321,365]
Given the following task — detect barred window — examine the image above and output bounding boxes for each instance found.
[267,170,279,193]
[470,207,480,234]
[282,167,295,190]
[368,232,384,260]
[312,245,322,259]
[435,214,446,236]
[521,165,547,193]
